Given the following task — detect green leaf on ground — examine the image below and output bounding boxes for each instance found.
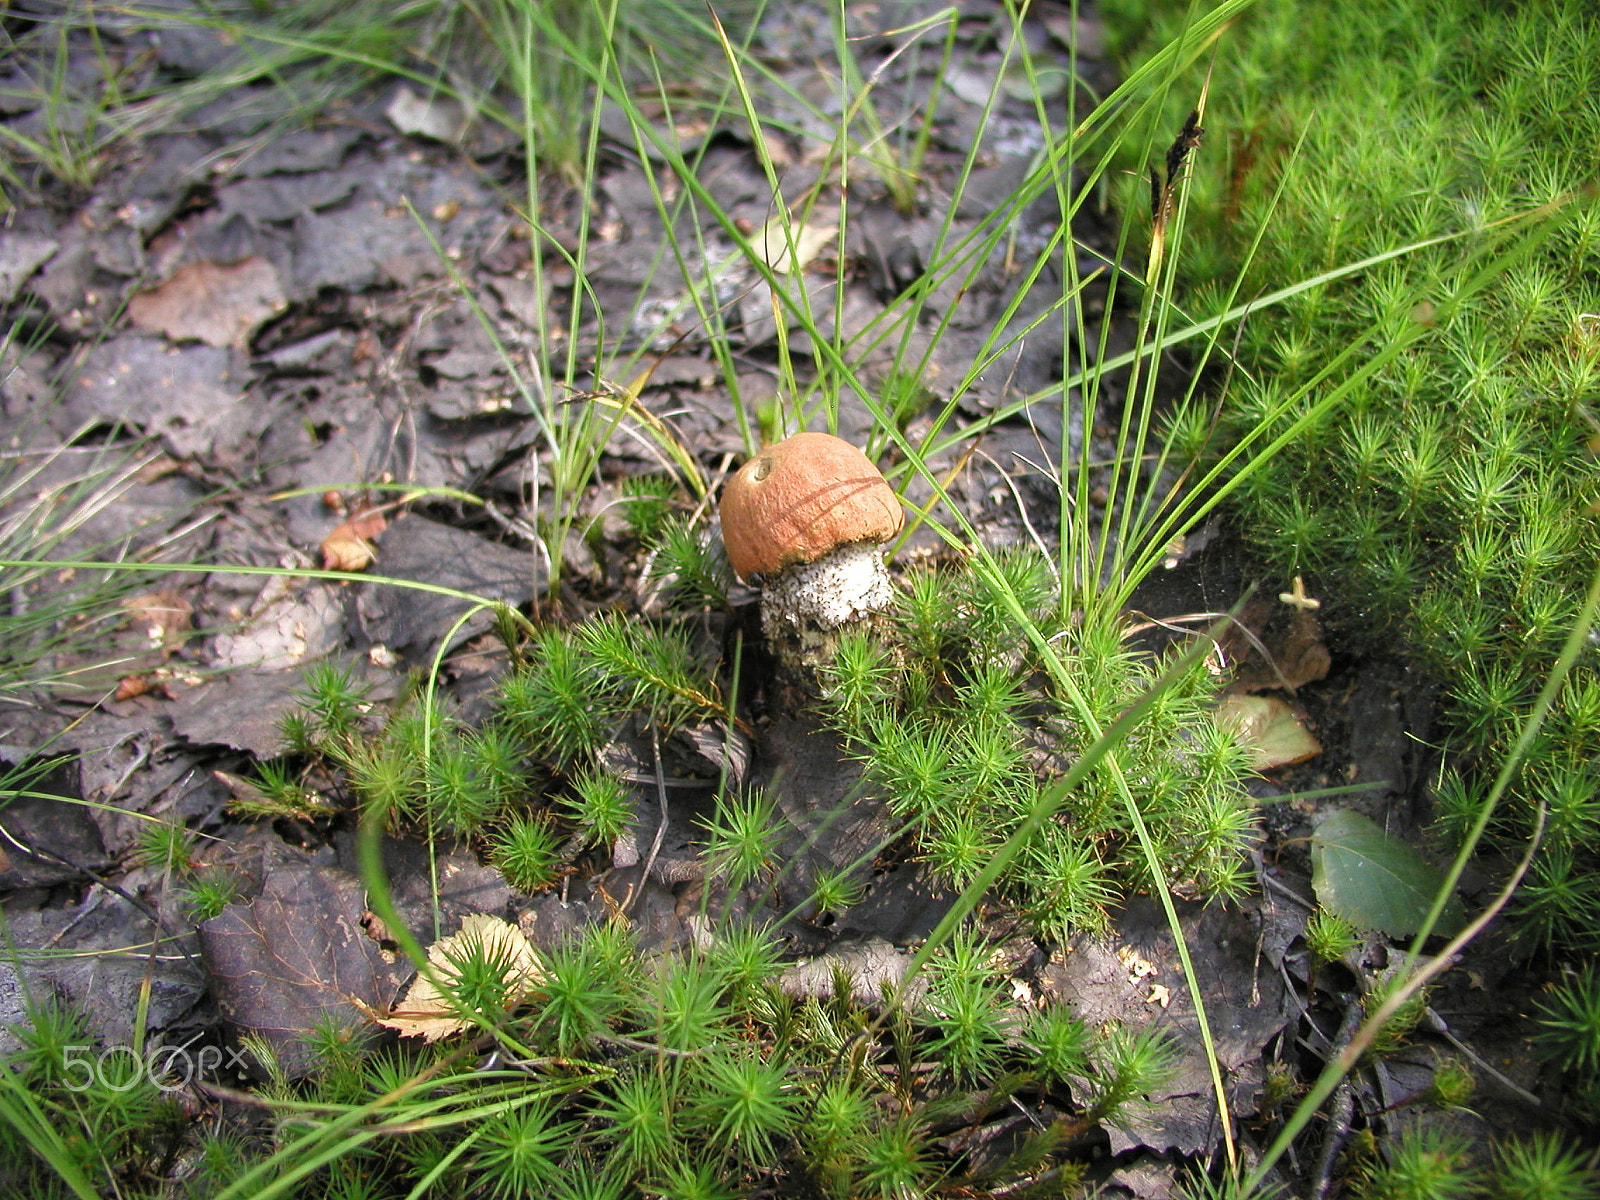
[1311,809,1467,938]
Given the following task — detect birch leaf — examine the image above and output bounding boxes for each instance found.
[751,217,837,274]
[1311,809,1467,938]
[377,914,543,1042]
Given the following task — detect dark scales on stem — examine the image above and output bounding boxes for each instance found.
[1151,108,1205,222]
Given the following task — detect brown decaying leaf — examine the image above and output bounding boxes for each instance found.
[199,856,410,1077]
[1221,602,1331,694]
[1053,895,1296,1157]
[320,506,388,572]
[127,257,287,349]
[376,914,543,1043]
[1268,610,1332,691]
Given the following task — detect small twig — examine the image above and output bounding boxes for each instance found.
[1343,801,1549,1063]
[1257,800,1554,1194]
[473,1052,572,1075]
[975,447,1058,580]
[1126,608,1299,692]
[623,727,671,917]
[479,499,542,545]
[595,1031,705,1058]
[991,1168,1073,1197]
[139,509,222,558]
[1310,1002,1362,1200]
[1421,1007,1542,1107]
[1257,866,1316,911]
[45,886,106,947]
[103,732,153,799]
[0,820,202,969]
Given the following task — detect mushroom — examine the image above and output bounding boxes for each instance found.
[719,431,903,675]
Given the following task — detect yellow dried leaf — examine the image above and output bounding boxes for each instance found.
[320,506,387,572]
[751,217,837,274]
[1215,693,1323,770]
[376,915,542,1042]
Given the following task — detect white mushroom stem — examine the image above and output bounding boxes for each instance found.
[759,540,894,644]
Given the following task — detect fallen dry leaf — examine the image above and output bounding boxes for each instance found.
[751,216,837,274]
[1274,611,1332,690]
[207,580,346,672]
[376,914,543,1042]
[121,588,192,651]
[1052,895,1296,1158]
[199,855,410,1077]
[385,85,468,144]
[102,589,194,699]
[114,675,160,701]
[354,515,538,657]
[1215,693,1323,769]
[320,506,388,572]
[127,257,287,349]
[1230,609,1332,694]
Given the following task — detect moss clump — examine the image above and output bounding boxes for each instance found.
[823,548,1259,943]
[1122,8,1600,861]
[1109,0,1600,1104]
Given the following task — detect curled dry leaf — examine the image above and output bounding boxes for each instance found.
[1235,609,1332,694]
[376,914,543,1042]
[1215,693,1323,769]
[320,505,388,572]
[114,675,164,701]
[1218,599,1331,694]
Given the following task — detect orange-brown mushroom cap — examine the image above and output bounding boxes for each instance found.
[719,432,903,581]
